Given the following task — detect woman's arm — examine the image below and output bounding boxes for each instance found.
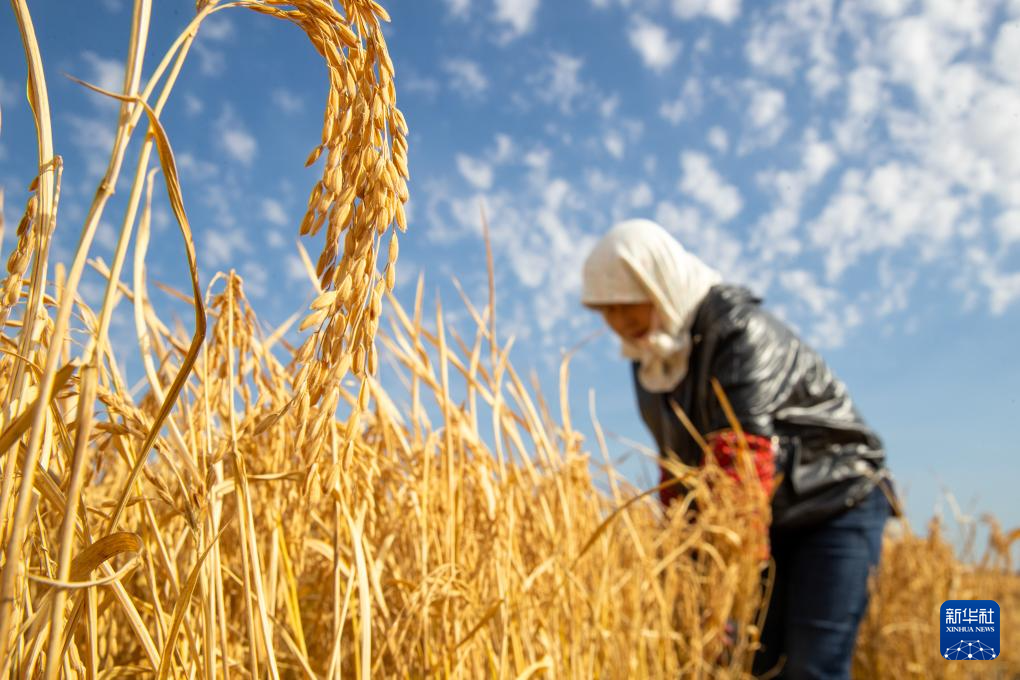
[704,309,790,438]
[701,310,794,496]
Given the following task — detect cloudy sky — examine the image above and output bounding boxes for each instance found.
[1,0,1019,533]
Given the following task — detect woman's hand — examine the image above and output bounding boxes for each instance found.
[706,429,774,561]
[705,429,775,496]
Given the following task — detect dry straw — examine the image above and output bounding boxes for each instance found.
[0,1,1017,678]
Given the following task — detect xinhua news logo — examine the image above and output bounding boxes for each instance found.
[940,600,1000,661]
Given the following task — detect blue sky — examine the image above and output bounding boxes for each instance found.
[1,0,1019,535]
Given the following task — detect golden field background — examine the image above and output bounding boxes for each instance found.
[0,1,1017,677]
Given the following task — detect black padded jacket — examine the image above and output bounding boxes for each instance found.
[634,284,896,531]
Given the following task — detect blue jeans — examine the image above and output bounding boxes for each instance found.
[752,485,891,679]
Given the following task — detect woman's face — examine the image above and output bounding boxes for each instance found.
[598,303,656,341]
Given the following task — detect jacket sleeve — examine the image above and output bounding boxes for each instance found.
[704,309,792,439]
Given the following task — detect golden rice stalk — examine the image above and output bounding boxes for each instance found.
[0,0,405,670]
[1,1,1017,679]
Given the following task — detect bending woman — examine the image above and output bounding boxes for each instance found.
[581,218,897,679]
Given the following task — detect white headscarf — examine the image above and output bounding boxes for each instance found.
[582,219,722,393]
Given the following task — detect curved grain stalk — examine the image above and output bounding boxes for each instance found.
[0,0,405,675]
[0,1,1016,679]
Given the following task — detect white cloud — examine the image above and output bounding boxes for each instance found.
[628,17,682,73]
[533,53,585,114]
[0,77,15,108]
[95,221,119,252]
[920,0,992,43]
[80,51,123,93]
[599,94,620,119]
[266,230,287,249]
[630,182,654,208]
[742,82,787,150]
[66,114,117,176]
[586,170,618,195]
[403,72,440,100]
[285,254,309,282]
[655,201,750,285]
[745,6,811,76]
[878,16,962,101]
[240,262,268,299]
[291,0,1020,340]
[524,146,551,171]
[444,0,470,18]
[993,23,1020,85]
[644,155,657,175]
[272,89,303,114]
[422,152,625,341]
[177,152,219,180]
[193,18,234,76]
[708,126,729,153]
[441,180,594,333]
[199,179,244,233]
[672,0,741,24]
[809,306,862,349]
[494,0,541,40]
[745,0,839,99]
[678,151,742,222]
[604,132,625,159]
[833,66,886,153]
[443,59,488,99]
[778,270,862,348]
[854,0,910,18]
[193,42,226,76]
[809,164,961,281]
[967,248,1020,315]
[803,137,837,182]
[748,85,785,131]
[200,16,235,41]
[216,109,257,166]
[779,269,838,316]
[1,190,12,238]
[753,133,836,260]
[456,154,493,190]
[741,0,1020,315]
[222,128,257,164]
[995,209,1020,245]
[262,199,288,226]
[203,227,250,268]
[491,134,515,164]
[874,259,916,318]
[660,79,702,124]
[183,94,204,116]
[798,2,1020,313]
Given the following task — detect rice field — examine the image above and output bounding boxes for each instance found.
[0,1,1017,677]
